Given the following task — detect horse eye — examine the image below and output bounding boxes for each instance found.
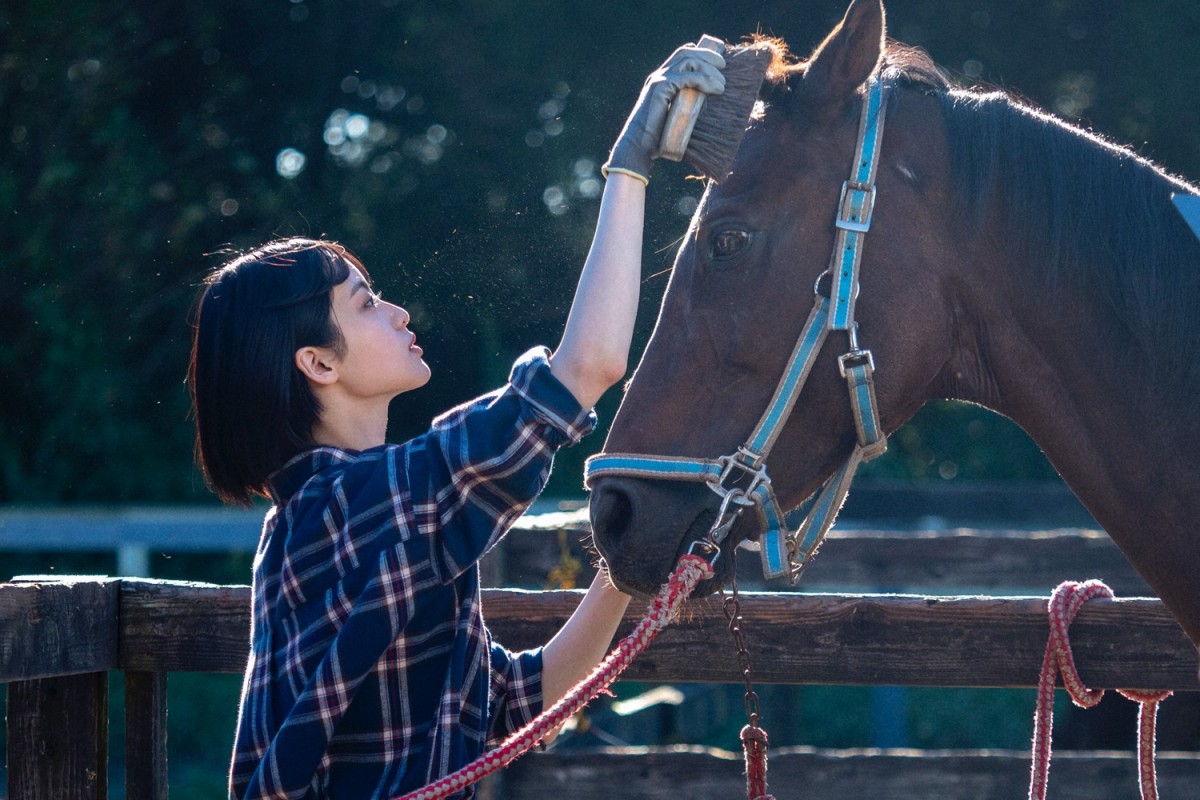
[710,229,750,261]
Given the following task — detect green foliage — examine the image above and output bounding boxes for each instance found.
[4,7,1196,795]
[861,401,1061,483]
[166,673,244,798]
[1,0,1197,505]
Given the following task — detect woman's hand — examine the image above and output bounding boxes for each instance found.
[552,44,725,408]
[603,43,727,184]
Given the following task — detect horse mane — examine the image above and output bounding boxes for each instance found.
[881,45,1200,403]
[748,37,1200,398]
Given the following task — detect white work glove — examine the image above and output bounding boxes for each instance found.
[602,44,726,185]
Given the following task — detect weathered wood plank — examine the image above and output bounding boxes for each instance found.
[488,590,1198,689]
[118,579,250,673]
[125,671,169,800]
[0,577,119,681]
[494,746,1200,800]
[7,673,109,800]
[116,581,1199,689]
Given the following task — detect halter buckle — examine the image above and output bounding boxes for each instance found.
[692,448,772,568]
[785,537,805,584]
[837,348,875,378]
[785,531,821,585]
[834,180,876,233]
[710,447,770,504]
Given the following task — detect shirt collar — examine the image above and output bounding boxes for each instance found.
[266,447,359,505]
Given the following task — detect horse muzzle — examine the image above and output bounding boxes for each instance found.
[589,476,739,596]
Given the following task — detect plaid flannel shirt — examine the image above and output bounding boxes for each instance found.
[229,347,596,800]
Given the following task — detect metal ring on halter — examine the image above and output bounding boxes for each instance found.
[813,267,833,298]
[687,537,722,567]
[687,484,754,569]
[818,261,865,302]
[709,489,749,542]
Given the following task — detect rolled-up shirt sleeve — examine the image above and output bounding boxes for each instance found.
[485,640,544,747]
[401,347,597,581]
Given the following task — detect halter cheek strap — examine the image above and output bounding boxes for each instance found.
[586,78,889,583]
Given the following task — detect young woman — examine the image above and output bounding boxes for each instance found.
[188,44,726,800]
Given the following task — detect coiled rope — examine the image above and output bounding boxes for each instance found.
[1029,579,1173,800]
[396,554,715,800]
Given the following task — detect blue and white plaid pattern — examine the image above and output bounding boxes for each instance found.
[229,348,596,799]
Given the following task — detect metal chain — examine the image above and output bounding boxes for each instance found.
[720,553,762,728]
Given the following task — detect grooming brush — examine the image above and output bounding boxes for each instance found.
[659,36,773,182]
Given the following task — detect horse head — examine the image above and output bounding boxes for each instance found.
[588,0,969,594]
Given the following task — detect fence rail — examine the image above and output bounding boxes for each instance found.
[3,571,1199,799]
[9,577,1190,688]
[110,580,1196,688]
[4,516,1199,800]
[494,746,1200,800]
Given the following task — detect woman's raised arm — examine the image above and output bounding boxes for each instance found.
[549,44,725,408]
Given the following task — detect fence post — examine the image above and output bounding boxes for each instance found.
[124,671,169,800]
[7,673,109,800]
[2,576,121,800]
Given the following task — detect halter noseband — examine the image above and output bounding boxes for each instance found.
[586,78,889,583]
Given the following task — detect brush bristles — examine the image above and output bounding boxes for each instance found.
[684,43,773,182]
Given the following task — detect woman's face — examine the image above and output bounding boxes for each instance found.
[325,263,431,400]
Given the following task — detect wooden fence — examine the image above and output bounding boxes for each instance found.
[3,523,1200,798]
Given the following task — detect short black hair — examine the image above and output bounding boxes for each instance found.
[188,237,367,505]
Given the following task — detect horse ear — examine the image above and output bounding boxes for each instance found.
[802,0,886,101]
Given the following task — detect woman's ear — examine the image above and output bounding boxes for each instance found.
[294,346,339,385]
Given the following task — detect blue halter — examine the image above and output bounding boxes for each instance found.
[585,78,889,582]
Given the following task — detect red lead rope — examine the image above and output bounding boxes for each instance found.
[1028,579,1173,800]
[396,554,715,800]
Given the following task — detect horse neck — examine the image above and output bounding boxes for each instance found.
[971,281,1198,522]
[946,204,1200,646]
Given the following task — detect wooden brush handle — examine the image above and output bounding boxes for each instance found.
[658,35,724,162]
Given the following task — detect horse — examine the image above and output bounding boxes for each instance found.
[586,0,1200,662]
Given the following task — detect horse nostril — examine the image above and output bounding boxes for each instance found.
[590,485,634,547]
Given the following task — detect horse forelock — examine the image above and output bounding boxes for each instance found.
[754,40,945,110]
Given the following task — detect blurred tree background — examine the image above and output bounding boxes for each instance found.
[2,0,1198,505]
[4,2,1200,797]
